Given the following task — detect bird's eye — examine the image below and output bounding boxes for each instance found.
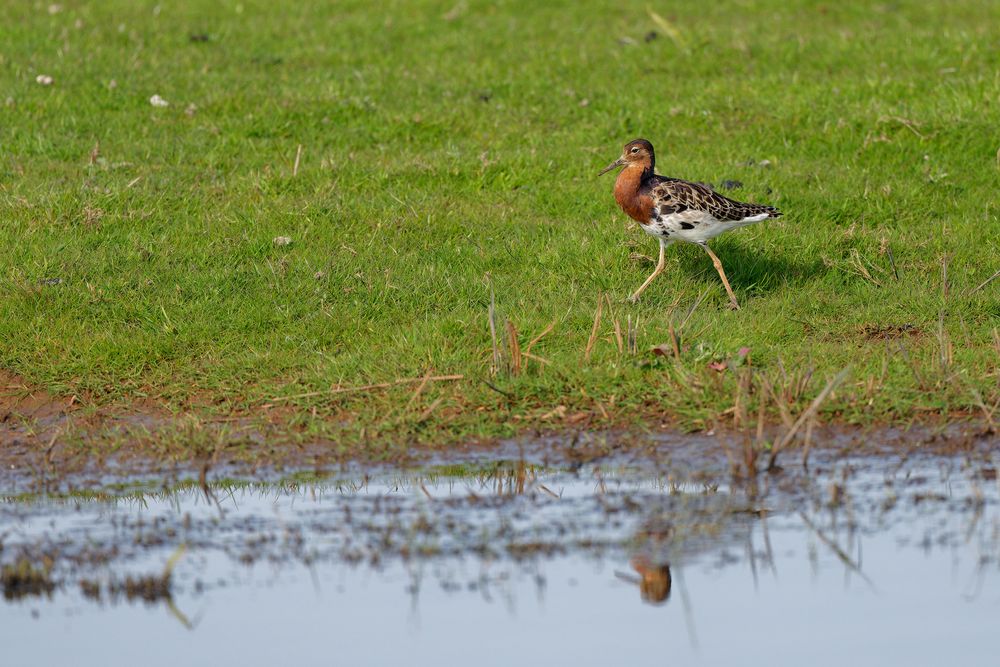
[630,147,640,153]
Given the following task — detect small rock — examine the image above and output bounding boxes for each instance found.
[644,30,658,42]
[35,74,54,86]
[719,179,743,191]
[273,236,292,246]
[40,278,63,286]
[149,94,169,107]
[313,270,326,280]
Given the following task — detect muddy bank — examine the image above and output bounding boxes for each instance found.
[0,371,993,484]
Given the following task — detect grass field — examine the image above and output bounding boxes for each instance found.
[1,1,998,450]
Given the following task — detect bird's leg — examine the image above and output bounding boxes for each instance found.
[628,239,667,303]
[699,243,740,310]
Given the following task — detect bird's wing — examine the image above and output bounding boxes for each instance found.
[646,176,781,221]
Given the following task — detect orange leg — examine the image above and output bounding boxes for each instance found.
[699,243,740,310]
[628,240,669,303]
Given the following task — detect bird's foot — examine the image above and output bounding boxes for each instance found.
[727,299,741,311]
[627,293,641,304]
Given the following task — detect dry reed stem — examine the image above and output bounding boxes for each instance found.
[937,310,953,376]
[488,286,500,376]
[941,253,949,300]
[605,293,624,354]
[718,425,738,477]
[405,369,434,410]
[776,356,788,388]
[742,435,756,477]
[417,397,444,422]
[798,512,875,589]
[43,427,61,464]
[879,114,924,138]
[524,320,555,355]
[967,269,1000,296]
[585,292,604,362]
[965,386,997,428]
[522,351,551,366]
[668,321,681,359]
[754,386,767,445]
[538,484,560,499]
[801,414,817,469]
[506,320,522,376]
[293,144,302,177]
[271,374,464,402]
[767,366,851,470]
[850,248,883,287]
[163,544,188,580]
[760,374,795,430]
[678,289,707,331]
[732,369,748,429]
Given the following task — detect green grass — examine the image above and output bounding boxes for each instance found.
[1,0,998,446]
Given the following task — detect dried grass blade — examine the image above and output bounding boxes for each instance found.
[584,292,604,362]
[768,366,851,470]
[506,319,521,376]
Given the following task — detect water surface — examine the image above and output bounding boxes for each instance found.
[2,452,998,666]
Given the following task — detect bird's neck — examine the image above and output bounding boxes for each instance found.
[614,163,654,223]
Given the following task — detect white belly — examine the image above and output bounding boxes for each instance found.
[641,211,770,243]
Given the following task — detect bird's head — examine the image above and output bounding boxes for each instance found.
[598,138,655,176]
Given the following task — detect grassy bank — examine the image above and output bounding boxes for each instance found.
[1,0,997,448]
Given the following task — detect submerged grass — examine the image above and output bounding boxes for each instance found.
[1,1,998,453]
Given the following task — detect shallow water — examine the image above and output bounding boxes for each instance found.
[2,453,999,666]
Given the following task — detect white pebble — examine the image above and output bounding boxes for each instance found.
[149,94,169,107]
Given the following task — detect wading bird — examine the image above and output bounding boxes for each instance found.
[599,138,781,309]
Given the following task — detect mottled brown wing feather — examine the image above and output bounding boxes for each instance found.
[646,176,781,221]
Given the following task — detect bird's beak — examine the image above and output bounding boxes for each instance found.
[598,156,625,176]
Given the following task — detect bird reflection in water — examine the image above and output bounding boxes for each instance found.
[617,555,672,605]
[632,555,672,604]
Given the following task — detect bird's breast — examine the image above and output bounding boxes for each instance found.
[613,169,653,223]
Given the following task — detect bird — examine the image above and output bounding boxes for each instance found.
[599,138,781,309]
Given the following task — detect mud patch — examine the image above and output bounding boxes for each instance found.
[860,322,921,341]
